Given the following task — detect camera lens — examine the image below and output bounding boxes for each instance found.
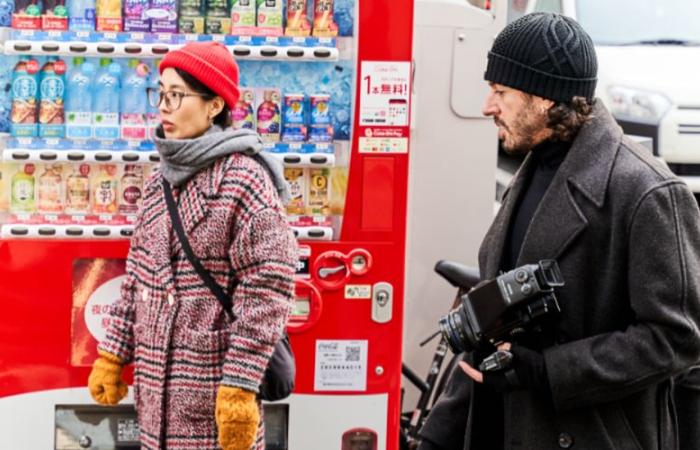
[515,269,529,283]
[439,299,478,354]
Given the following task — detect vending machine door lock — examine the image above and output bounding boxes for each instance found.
[371,282,393,323]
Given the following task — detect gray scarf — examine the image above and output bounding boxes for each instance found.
[155,125,290,204]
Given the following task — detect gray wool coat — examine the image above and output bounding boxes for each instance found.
[419,102,700,450]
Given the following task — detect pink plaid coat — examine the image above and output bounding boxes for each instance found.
[100,153,297,450]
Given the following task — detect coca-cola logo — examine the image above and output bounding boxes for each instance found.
[123,186,142,204]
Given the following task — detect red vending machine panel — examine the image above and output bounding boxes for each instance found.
[0,1,413,449]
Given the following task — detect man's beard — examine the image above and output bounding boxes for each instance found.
[498,103,548,155]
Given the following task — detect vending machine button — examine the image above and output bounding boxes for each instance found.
[97,44,115,53]
[41,43,59,52]
[69,44,88,53]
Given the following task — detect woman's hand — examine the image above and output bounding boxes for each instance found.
[88,350,128,405]
[216,386,260,450]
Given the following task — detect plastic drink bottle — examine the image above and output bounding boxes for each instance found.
[38,56,67,139]
[10,56,40,138]
[93,58,121,142]
[65,57,95,140]
[68,0,95,30]
[120,59,148,145]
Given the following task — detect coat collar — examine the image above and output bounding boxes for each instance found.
[481,101,623,278]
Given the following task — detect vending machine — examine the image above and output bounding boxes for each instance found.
[0,0,413,449]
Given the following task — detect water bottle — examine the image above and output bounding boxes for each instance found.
[68,0,95,30]
[93,58,121,142]
[65,57,95,140]
[146,59,160,141]
[120,58,148,145]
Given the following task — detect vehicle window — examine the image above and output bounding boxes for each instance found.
[577,0,700,45]
[533,0,562,14]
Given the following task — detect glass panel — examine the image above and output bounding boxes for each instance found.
[576,0,700,45]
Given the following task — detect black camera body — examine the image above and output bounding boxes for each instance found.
[439,260,564,354]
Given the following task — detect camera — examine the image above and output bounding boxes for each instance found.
[439,260,564,354]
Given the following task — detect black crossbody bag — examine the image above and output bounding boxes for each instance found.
[162,178,295,401]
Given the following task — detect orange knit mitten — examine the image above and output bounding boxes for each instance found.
[216,386,260,450]
[88,350,128,405]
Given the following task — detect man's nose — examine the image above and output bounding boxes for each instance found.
[482,92,498,117]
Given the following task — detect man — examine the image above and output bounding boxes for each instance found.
[418,12,700,450]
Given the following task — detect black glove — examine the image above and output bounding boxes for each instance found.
[482,344,548,392]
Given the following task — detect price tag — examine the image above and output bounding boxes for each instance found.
[130,32,145,42]
[76,31,90,40]
[44,214,59,222]
[71,215,86,223]
[47,30,62,39]
[103,32,117,40]
[289,143,302,151]
[99,214,112,222]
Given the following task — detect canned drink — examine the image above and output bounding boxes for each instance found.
[309,94,331,126]
[283,93,306,125]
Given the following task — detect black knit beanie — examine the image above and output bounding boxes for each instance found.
[484,13,598,103]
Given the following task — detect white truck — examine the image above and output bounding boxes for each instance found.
[526,0,700,197]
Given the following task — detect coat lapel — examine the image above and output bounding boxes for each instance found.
[481,155,536,279]
[518,102,623,266]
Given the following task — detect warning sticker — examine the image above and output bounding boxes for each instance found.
[315,340,368,391]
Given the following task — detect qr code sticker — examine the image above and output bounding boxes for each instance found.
[345,345,360,362]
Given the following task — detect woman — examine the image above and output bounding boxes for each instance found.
[87,42,297,450]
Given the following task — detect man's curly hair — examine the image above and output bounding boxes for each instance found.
[547,96,594,142]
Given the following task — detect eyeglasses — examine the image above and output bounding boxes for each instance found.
[146,88,208,111]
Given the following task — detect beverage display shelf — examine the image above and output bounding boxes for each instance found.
[1,222,334,240]
[2,29,339,61]
[2,142,337,167]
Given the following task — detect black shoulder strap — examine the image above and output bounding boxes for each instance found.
[162,178,237,321]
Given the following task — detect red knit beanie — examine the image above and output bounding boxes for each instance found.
[159,42,240,109]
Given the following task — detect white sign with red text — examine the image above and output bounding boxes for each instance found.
[360,61,411,127]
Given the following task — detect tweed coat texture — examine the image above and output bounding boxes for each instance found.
[99,152,298,450]
[419,102,700,450]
